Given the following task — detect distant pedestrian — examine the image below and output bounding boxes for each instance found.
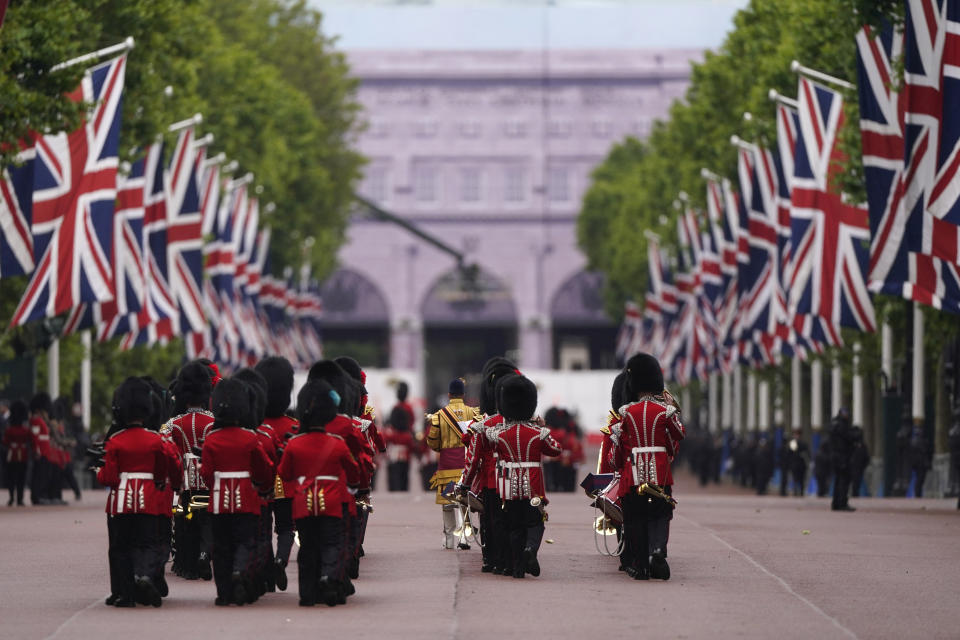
[906,423,932,497]
[829,409,855,512]
[779,428,810,497]
[2,400,31,506]
[849,427,870,497]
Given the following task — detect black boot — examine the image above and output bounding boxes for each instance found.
[134,575,161,607]
[649,549,670,580]
[197,552,212,581]
[522,547,540,577]
[231,571,247,606]
[274,557,288,591]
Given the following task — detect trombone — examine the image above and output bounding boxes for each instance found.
[172,493,209,519]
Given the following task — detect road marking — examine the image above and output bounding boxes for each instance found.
[678,514,859,640]
[44,595,106,640]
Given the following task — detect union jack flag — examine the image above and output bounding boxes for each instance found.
[615,300,642,361]
[787,76,876,345]
[1,145,35,278]
[165,127,206,333]
[705,176,742,370]
[894,0,960,312]
[11,55,127,326]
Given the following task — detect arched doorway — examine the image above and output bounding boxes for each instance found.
[550,270,618,370]
[421,268,517,408]
[318,268,391,367]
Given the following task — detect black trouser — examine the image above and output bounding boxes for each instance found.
[815,469,831,497]
[478,488,500,568]
[31,458,50,503]
[157,515,172,583]
[107,515,123,597]
[257,503,275,589]
[792,468,807,496]
[912,466,928,497]
[621,488,672,572]
[502,499,544,574]
[210,513,258,601]
[7,462,26,505]
[831,469,851,509]
[387,461,409,491]
[62,461,81,499]
[176,491,207,575]
[112,514,162,598]
[295,516,344,603]
[272,498,295,566]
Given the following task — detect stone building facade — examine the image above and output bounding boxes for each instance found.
[321,49,700,396]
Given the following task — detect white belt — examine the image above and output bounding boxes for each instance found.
[212,471,251,514]
[36,434,50,441]
[501,461,540,469]
[117,473,154,513]
[215,471,251,479]
[299,475,339,483]
[632,446,666,454]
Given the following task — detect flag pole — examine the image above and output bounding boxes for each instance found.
[852,341,863,426]
[881,321,894,391]
[758,377,770,432]
[169,113,202,133]
[811,359,823,430]
[767,89,799,110]
[709,371,719,432]
[202,152,227,169]
[192,133,215,149]
[81,330,92,432]
[700,167,721,182]
[747,371,757,432]
[831,363,843,416]
[912,303,925,424]
[790,60,855,91]
[47,338,60,399]
[791,356,802,430]
[50,37,135,72]
[729,134,755,152]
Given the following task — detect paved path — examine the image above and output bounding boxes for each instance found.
[2,474,958,639]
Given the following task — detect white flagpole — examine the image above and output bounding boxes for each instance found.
[758,378,770,431]
[47,339,60,399]
[768,88,799,109]
[733,366,743,433]
[881,322,894,390]
[791,357,802,430]
[722,370,732,431]
[709,371,719,432]
[852,342,863,426]
[811,360,823,431]
[790,60,855,91]
[81,331,92,431]
[747,371,757,432]
[913,303,925,423]
[50,37,135,72]
[169,113,202,133]
[831,364,843,417]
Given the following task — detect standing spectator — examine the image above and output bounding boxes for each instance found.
[906,423,933,497]
[949,421,960,509]
[813,437,832,498]
[849,426,870,497]
[829,409,856,512]
[779,428,810,497]
[754,433,775,496]
[3,400,31,506]
[384,398,415,492]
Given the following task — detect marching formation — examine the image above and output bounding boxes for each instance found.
[92,355,385,608]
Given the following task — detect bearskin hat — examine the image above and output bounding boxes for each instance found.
[171,361,213,413]
[499,375,537,421]
[308,360,351,412]
[114,377,154,426]
[29,392,53,416]
[8,399,28,426]
[233,368,268,428]
[211,378,252,428]
[625,352,664,397]
[611,371,628,411]
[140,376,170,430]
[255,356,294,418]
[479,356,518,415]
[297,379,340,431]
[396,381,409,402]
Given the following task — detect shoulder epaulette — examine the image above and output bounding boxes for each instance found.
[600,426,611,435]
[364,405,376,421]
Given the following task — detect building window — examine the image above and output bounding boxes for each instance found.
[460,167,481,202]
[414,164,438,202]
[547,120,572,138]
[414,120,438,138]
[591,120,612,138]
[547,166,569,202]
[459,121,482,138]
[504,167,526,203]
[363,166,388,203]
[504,120,527,138]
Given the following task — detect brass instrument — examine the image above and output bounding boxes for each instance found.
[656,388,681,414]
[356,496,374,514]
[638,482,677,507]
[594,515,618,536]
[172,493,210,519]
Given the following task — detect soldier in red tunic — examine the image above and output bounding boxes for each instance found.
[166,361,215,580]
[461,357,517,574]
[96,377,181,607]
[3,400,31,506]
[610,353,685,581]
[201,378,275,606]
[481,374,561,579]
[278,379,362,607]
[255,356,299,592]
[233,367,278,599]
[28,393,55,504]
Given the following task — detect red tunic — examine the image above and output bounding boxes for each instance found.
[29,416,52,460]
[157,436,183,515]
[165,409,215,491]
[3,424,32,463]
[96,427,179,516]
[315,415,372,516]
[461,414,503,494]
[383,427,414,463]
[277,431,361,520]
[200,426,274,515]
[360,407,386,453]
[489,420,562,500]
[611,398,685,498]
[263,415,300,496]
